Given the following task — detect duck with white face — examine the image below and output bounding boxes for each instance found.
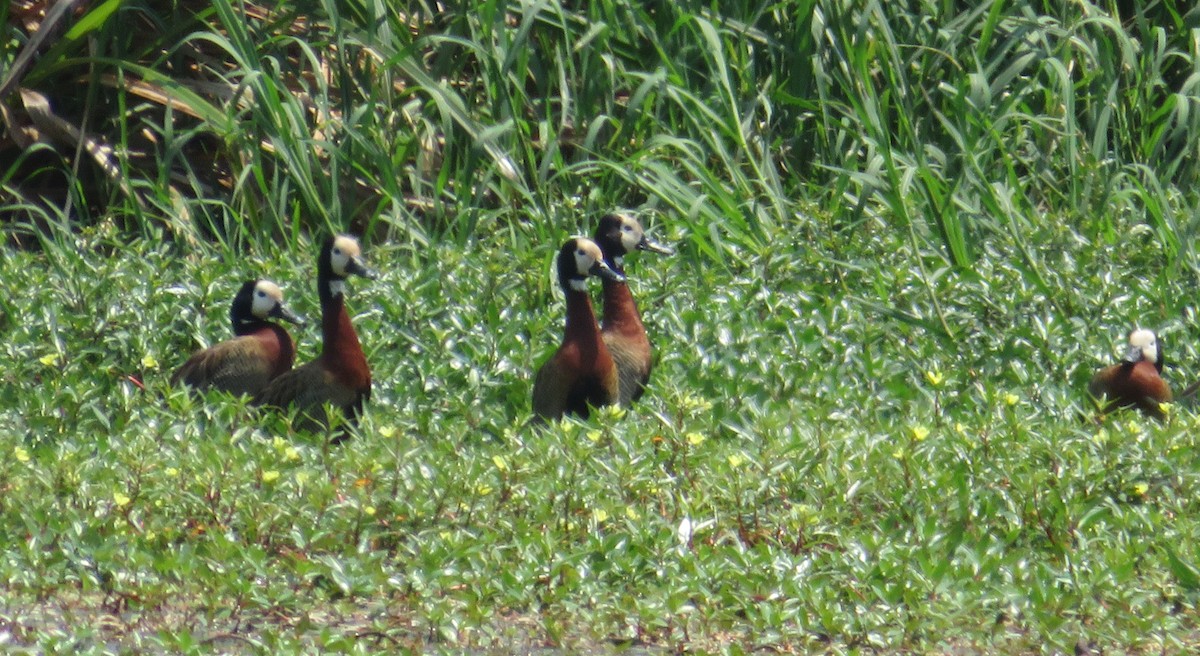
[1088,328,1171,420]
[172,279,306,397]
[532,237,625,421]
[592,212,674,405]
[255,234,377,439]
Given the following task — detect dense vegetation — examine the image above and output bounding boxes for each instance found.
[4,0,1200,652]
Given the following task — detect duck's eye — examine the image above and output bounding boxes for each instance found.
[333,247,342,255]
[577,249,585,257]
[257,291,267,297]
[623,225,633,232]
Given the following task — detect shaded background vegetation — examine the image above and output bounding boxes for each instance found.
[4,1,1199,260]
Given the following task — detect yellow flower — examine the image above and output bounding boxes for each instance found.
[272,436,287,451]
[113,492,131,507]
[593,508,609,523]
[141,354,159,370]
[682,394,714,413]
[477,484,493,495]
[587,430,602,443]
[284,447,300,462]
[492,455,509,472]
[1131,482,1149,497]
[165,467,179,477]
[598,405,627,421]
[954,422,966,435]
[1159,402,1173,416]
[261,470,280,483]
[364,505,376,516]
[924,369,944,387]
[625,506,641,520]
[1003,393,1019,406]
[686,432,706,446]
[14,446,30,463]
[727,453,745,468]
[39,353,59,366]
[892,447,906,460]
[379,425,397,439]
[909,425,930,442]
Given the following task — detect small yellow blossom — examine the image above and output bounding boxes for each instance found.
[1126,419,1142,435]
[954,422,966,435]
[379,425,397,439]
[686,432,706,446]
[284,447,300,462]
[892,447,906,460]
[477,484,493,495]
[593,508,609,523]
[141,354,159,370]
[492,455,509,472]
[261,470,280,483]
[113,492,131,507]
[924,369,944,387]
[165,467,179,477]
[14,446,30,463]
[1159,402,1172,416]
[909,425,930,442]
[598,405,627,421]
[1131,482,1149,497]
[39,353,59,366]
[728,453,745,468]
[272,436,287,451]
[364,505,376,516]
[1003,393,1019,406]
[587,430,602,443]
[625,506,641,520]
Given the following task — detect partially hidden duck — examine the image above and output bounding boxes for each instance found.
[1088,328,1171,420]
[256,235,376,436]
[592,212,673,405]
[171,279,305,397]
[532,237,625,421]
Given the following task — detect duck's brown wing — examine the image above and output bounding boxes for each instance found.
[604,332,651,406]
[171,337,275,397]
[532,349,575,421]
[256,360,371,431]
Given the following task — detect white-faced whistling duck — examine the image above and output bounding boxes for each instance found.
[1088,328,1172,420]
[255,235,376,436]
[171,279,305,397]
[592,212,674,405]
[532,237,626,421]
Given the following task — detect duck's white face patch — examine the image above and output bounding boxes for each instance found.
[619,216,643,253]
[251,280,284,318]
[567,239,605,291]
[1126,328,1158,363]
[573,241,605,274]
[330,235,362,277]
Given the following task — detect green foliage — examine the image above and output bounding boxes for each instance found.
[4,0,1200,652]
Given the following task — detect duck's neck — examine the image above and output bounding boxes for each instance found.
[600,270,643,335]
[233,318,269,337]
[563,287,603,345]
[320,278,364,359]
